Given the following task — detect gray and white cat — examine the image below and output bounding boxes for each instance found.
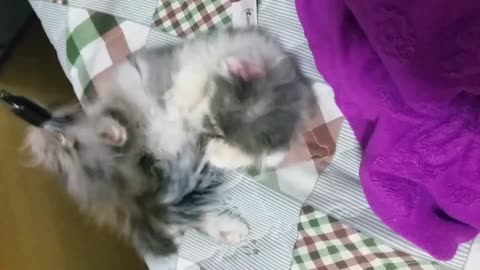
[24,27,313,264]
[25,87,249,261]
[118,27,316,169]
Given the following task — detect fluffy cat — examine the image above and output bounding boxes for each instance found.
[119,27,316,170]
[25,88,249,262]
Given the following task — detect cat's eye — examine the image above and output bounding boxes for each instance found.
[263,133,273,146]
[72,140,80,150]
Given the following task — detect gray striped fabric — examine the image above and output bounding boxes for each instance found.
[68,0,157,26]
[258,0,324,82]
[307,121,470,270]
[178,172,301,270]
[146,29,183,49]
[29,1,70,79]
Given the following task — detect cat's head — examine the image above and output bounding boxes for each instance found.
[25,95,147,204]
[209,54,315,155]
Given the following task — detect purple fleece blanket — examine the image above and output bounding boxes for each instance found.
[295,0,480,260]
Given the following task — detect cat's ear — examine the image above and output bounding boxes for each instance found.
[223,57,265,80]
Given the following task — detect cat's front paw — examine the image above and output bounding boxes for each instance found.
[164,89,192,117]
[164,73,209,118]
[101,125,127,146]
[205,139,255,169]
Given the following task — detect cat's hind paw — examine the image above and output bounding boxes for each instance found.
[218,217,249,244]
[199,211,250,245]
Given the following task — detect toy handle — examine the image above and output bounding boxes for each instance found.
[0,89,53,127]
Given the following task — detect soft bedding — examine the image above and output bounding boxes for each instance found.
[29,0,478,269]
[296,0,480,262]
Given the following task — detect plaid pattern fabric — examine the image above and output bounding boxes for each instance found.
[153,0,232,38]
[67,8,149,100]
[291,205,440,270]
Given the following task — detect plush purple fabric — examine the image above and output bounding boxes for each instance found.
[295,0,480,260]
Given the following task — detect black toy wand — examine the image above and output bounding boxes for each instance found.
[0,89,74,146]
[0,89,53,127]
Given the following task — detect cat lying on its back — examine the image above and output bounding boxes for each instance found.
[25,86,249,266]
[119,27,316,170]
[23,27,314,268]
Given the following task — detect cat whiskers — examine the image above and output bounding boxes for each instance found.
[113,153,128,158]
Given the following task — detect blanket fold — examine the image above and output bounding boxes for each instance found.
[295,0,480,260]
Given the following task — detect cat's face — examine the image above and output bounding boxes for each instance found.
[209,55,312,155]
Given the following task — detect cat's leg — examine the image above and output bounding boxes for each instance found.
[204,139,256,169]
[197,210,249,245]
[142,230,184,270]
[165,66,211,117]
[131,219,183,267]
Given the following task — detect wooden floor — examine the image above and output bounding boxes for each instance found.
[0,19,145,270]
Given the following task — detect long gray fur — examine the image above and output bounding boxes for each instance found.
[25,95,224,257]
